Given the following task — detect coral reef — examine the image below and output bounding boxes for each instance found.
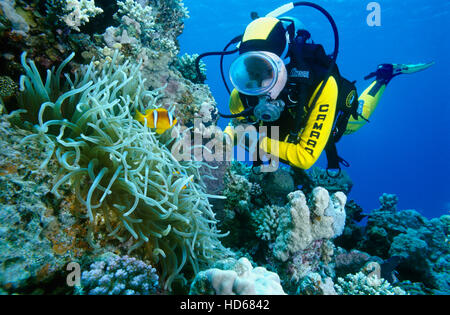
[216,165,265,254]
[0,0,447,298]
[104,0,154,48]
[76,253,159,295]
[223,172,259,216]
[189,257,286,295]
[117,0,155,34]
[0,0,227,295]
[338,193,449,294]
[212,165,350,294]
[0,75,18,113]
[0,0,98,88]
[0,0,212,127]
[173,88,218,126]
[211,161,448,295]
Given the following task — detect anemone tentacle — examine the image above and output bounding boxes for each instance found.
[16,51,229,291]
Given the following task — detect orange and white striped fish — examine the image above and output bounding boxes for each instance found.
[135,108,177,134]
[172,170,195,190]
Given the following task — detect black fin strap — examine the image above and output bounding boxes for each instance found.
[358,114,370,123]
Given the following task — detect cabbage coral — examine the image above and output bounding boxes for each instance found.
[17,51,228,291]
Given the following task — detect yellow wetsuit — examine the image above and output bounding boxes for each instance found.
[224,78,387,170]
[345,81,386,134]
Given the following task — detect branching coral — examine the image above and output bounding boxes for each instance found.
[150,0,189,37]
[251,205,284,242]
[102,0,182,65]
[62,0,104,32]
[334,272,406,295]
[117,0,155,35]
[16,50,229,291]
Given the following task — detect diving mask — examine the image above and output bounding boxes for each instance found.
[229,51,288,99]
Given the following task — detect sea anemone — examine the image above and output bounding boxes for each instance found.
[17,50,228,291]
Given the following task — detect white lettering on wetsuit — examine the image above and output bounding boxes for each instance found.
[304,104,329,156]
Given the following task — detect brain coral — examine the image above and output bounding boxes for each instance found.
[17,50,228,291]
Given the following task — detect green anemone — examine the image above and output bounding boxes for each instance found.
[17,50,229,291]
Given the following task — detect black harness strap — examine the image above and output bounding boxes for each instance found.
[325,137,350,177]
[288,84,308,143]
[286,41,332,143]
[325,139,340,169]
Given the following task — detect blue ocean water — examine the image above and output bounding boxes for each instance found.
[179,0,450,219]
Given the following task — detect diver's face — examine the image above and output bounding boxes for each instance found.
[244,58,274,87]
[229,51,287,98]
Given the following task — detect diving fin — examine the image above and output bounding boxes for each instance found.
[364,62,434,83]
[392,62,435,75]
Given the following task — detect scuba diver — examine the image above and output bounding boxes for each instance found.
[197,2,434,174]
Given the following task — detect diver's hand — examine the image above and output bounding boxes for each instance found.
[223,133,234,160]
[203,126,233,161]
[223,132,233,146]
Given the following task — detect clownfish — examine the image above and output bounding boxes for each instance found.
[135,108,177,134]
[173,171,194,190]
